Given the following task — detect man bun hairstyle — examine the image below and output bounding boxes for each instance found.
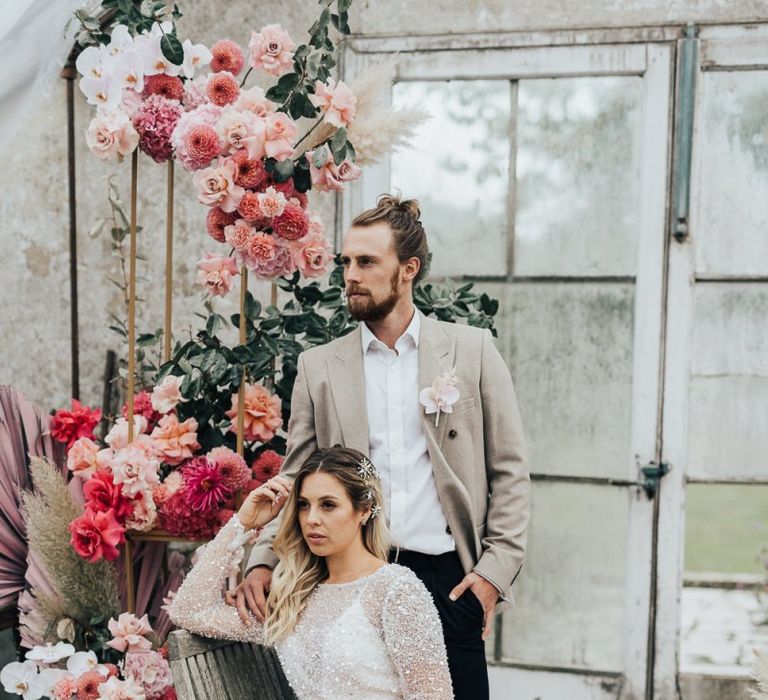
[351,193,431,284]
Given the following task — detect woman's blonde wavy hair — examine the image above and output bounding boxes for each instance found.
[262,446,390,646]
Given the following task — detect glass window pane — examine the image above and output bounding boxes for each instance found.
[514,77,643,277]
[688,283,768,480]
[681,484,768,676]
[478,281,635,479]
[500,481,629,671]
[694,71,768,275]
[390,80,511,277]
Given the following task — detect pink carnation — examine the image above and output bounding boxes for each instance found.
[196,252,239,297]
[193,156,244,212]
[237,232,295,279]
[143,74,185,102]
[150,414,200,466]
[210,39,244,75]
[208,446,250,491]
[232,149,267,189]
[133,94,183,163]
[289,224,334,278]
[53,675,77,700]
[207,71,240,106]
[272,202,309,240]
[256,186,287,218]
[224,218,255,251]
[248,24,295,76]
[226,383,282,442]
[207,206,238,242]
[182,457,232,513]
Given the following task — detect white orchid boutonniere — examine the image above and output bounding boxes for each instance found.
[419,368,460,427]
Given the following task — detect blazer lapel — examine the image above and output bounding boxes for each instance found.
[326,326,370,456]
[418,315,455,449]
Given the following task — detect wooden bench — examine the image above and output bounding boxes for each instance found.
[167,629,297,700]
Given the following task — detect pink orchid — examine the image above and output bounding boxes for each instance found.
[418,369,460,427]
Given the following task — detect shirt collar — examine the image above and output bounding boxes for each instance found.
[361,308,421,354]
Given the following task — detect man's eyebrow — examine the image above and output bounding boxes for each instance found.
[340,254,379,261]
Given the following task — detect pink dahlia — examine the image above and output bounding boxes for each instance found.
[210,39,244,75]
[272,202,309,240]
[51,399,101,449]
[232,149,267,189]
[237,191,267,223]
[207,71,240,106]
[143,74,185,102]
[208,446,250,491]
[122,390,162,427]
[157,489,218,538]
[76,670,105,700]
[171,103,223,170]
[184,124,222,170]
[133,94,183,163]
[207,206,238,242]
[182,457,232,513]
[252,449,283,483]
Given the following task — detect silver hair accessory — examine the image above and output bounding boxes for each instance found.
[369,504,382,520]
[357,457,379,481]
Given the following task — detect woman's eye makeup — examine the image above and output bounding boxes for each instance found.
[321,501,336,510]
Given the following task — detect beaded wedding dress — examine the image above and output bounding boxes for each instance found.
[169,516,453,699]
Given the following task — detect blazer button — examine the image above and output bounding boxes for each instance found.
[448,429,458,439]
[445,525,452,535]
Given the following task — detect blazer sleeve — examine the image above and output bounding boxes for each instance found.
[472,328,531,595]
[245,351,318,573]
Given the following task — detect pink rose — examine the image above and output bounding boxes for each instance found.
[110,445,161,496]
[225,382,282,442]
[248,24,296,76]
[216,106,266,159]
[150,374,186,414]
[105,416,148,449]
[96,676,146,700]
[256,186,288,218]
[196,252,239,297]
[236,86,275,118]
[289,224,334,278]
[106,613,153,653]
[309,78,357,128]
[125,489,157,532]
[85,110,139,160]
[308,149,362,192]
[192,157,244,212]
[66,437,100,478]
[150,414,200,466]
[264,112,298,161]
[69,508,125,562]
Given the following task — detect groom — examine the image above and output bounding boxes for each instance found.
[232,194,530,698]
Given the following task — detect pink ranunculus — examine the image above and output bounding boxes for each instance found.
[110,445,161,496]
[150,414,200,466]
[150,375,185,414]
[210,39,244,75]
[196,252,239,297]
[289,225,334,278]
[309,78,357,128]
[85,110,139,160]
[69,508,125,562]
[105,416,148,450]
[256,186,288,219]
[216,106,266,159]
[206,71,240,107]
[66,437,100,478]
[125,488,157,532]
[193,157,244,212]
[106,613,153,653]
[264,112,298,161]
[51,400,102,449]
[248,24,296,76]
[236,86,275,118]
[308,149,362,192]
[225,383,282,442]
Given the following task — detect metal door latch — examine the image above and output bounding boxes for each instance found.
[639,462,670,499]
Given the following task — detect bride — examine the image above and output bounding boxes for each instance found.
[169,446,453,699]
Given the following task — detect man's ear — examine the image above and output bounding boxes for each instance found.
[402,256,421,283]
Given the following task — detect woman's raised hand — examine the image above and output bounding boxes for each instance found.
[236,476,293,531]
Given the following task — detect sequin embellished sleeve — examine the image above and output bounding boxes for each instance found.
[168,515,264,643]
[382,569,453,699]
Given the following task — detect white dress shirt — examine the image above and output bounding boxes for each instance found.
[361,310,455,555]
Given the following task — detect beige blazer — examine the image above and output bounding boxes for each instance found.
[247,312,531,608]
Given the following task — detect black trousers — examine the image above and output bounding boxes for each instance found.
[391,549,489,700]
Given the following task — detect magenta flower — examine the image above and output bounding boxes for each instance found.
[182,457,232,513]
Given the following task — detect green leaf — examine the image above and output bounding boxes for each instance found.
[288,93,319,120]
[244,292,261,320]
[270,158,295,183]
[330,127,347,153]
[338,0,353,12]
[117,0,132,13]
[312,145,329,169]
[137,332,158,346]
[293,156,311,193]
[160,32,184,66]
[332,142,347,165]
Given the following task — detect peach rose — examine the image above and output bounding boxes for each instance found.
[110,445,160,497]
[264,112,298,161]
[308,149,362,192]
[236,86,275,118]
[309,78,357,128]
[196,252,239,297]
[289,224,334,278]
[106,613,152,653]
[225,382,282,442]
[150,414,200,466]
[85,110,139,160]
[125,488,157,532]
[66,437,100,478]
[248,24,296,76]
[215,106,266,159]
[192,157,245,213]
[105,416,148,450]
[150,375,186,414]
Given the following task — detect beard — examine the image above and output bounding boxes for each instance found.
[346,269,401,323]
